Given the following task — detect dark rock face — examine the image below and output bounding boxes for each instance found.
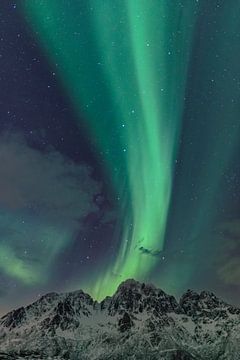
[0,279,239,360]
[1,307,26,329]
[118,312,133,332]
[170,350,196,360]
[179,289,237,320]
[104,279,179,317]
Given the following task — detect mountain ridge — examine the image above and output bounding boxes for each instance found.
[0,279,239,359]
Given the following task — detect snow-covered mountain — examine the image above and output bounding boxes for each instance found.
[0,279,239,359]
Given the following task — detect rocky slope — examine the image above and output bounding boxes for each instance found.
[0,279,239,359]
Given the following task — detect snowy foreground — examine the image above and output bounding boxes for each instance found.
[0,279,239,359]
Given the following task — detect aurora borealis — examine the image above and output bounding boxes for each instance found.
[21,0,199,299]
[0,0,240,314]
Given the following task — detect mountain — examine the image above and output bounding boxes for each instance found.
[0,279,239,359]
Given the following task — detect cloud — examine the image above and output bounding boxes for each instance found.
[0,133,100,222]
[0,277,8,298]
[0,133,101,284]
[217,219,240,286]
[218,258,240,285]
[139,246,161,257]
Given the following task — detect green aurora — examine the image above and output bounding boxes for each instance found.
[21,1,199,299]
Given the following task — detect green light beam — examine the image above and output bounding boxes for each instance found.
[22,0,198,299]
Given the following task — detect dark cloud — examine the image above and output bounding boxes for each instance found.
[0,132,100,222]
[139,246,161,257]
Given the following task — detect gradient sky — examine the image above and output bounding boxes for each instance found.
[0,0,239,315]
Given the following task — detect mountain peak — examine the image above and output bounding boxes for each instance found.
[116,278,157,292]
[117,278,142,289]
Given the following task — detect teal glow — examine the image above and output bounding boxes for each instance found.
[22,1,199,299]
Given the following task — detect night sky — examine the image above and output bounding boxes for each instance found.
[0,0,239,316]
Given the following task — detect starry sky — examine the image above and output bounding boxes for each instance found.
[0,0,239,315]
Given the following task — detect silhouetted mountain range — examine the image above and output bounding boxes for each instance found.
[0,279,239,359]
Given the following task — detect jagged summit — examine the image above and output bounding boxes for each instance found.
[0,279,239,359]
[116,278,155,289]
